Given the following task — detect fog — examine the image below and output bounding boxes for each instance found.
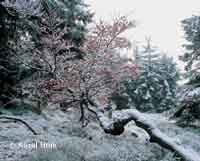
[86,0,200,67]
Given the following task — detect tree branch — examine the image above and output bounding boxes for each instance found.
[0,116,38,135]
[96,109,200,161]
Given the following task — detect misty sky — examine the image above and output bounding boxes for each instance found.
[86,0,200,67]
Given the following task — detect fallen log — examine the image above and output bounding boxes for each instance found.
[96,109,200,161]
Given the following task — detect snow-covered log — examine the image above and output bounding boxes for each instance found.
[97,109,200,161]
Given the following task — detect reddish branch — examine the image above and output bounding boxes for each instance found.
[39,15,138,125]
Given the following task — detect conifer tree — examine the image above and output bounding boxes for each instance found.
[0,0,93,107]
[125,39,179,112]
[174,15,200,120]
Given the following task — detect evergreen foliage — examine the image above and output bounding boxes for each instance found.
[0,0,37,105]
[0,0,92,107]
[125,39,179,112]
[175,15,200,121]
[180,15,200,72]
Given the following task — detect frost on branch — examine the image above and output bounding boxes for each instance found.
[39,16,138,126]
[97,109,200,161]
[174,85,200,120]
[83,15,135,53]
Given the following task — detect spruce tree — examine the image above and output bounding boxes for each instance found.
[0,1,36,105]
[174,15,200,121]
[125,39,179,112]
[0,0,93,108]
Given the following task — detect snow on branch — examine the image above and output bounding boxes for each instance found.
[97,109,200,161]
[0,116,38,135]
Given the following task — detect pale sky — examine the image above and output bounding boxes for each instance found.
[86,0,200,68]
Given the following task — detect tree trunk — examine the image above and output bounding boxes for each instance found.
[96,109,200,161]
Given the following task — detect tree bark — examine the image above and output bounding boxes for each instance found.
[96,109,200,161]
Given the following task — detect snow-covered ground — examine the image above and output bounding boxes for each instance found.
[0,106,199,161]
